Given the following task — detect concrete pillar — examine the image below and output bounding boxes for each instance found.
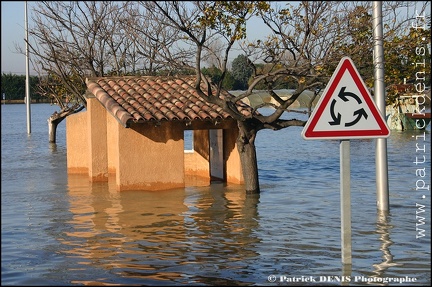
[224,127,244,184]
[87,98,108,181]
[66,111,89,174]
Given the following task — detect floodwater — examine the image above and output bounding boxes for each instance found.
[1,103,430,286]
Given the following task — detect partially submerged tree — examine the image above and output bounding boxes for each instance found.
[37,72,85,142]
[25,1,137,142]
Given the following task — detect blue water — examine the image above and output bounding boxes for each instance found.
[1,104,431,286]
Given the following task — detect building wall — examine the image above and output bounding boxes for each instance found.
[115,121,185,191]
[184,151,211,179]
[66,111,89,174]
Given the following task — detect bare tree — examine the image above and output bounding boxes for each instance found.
[25,1,136,142]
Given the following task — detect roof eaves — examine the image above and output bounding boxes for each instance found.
[86,78,133,128]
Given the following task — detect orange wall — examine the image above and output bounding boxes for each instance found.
[224,128,244,184]
[184,151,210,179]
[66,111,89,173]
[115,121,185,191]
[87,98,108,181]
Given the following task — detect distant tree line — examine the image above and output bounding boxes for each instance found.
[0,73,44,102]
[1,53,273,103]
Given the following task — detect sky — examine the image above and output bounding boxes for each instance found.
[1,1,34,75]
[0,1,269,76]
[1,1,430,76]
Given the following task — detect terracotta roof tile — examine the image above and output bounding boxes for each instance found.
[86,76,253,127]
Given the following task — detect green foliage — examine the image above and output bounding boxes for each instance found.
[231,54,254,90]
[201,65,236,90]
[329,4,430,98]
[332,6,374,86]
[386,27,431,82]
[384,26,431,103]
[0,73,41,101]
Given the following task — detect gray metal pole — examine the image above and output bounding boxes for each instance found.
[340,140,352,265]
[25,1,31,134]
[373,1,389,211]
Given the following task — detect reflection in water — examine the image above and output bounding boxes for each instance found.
[63,175,261,285]
[369,210,402,285]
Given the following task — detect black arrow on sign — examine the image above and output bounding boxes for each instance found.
[338,87,362,104]
[329,99,341,125]
[345,108,368,127]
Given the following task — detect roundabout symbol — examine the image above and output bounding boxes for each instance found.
[329,87,368,127]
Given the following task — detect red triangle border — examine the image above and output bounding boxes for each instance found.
[303,57,390,139]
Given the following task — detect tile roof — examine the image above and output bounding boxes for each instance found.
[86,76,253,127]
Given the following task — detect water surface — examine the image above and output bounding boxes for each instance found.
[1,104,430,286]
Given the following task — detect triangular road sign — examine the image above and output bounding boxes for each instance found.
[302,57,390,140]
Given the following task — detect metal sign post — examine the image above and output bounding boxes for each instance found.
[340,140,352,265]
[302,57,390,265]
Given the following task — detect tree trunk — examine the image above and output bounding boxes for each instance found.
[48,115,60,143]
[47,104,85,143]
[237,121,260,194]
